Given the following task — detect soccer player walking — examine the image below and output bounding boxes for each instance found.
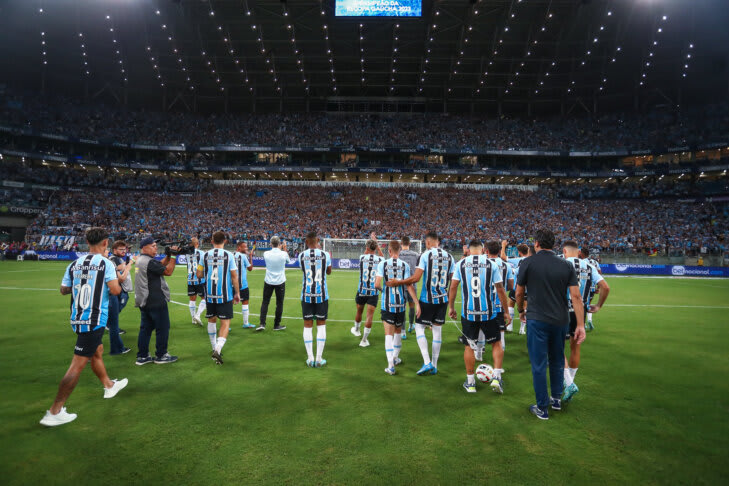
[197,231,240,365]
[501,240,530,334]
[186,237,207,326]
[387,231,453,375]
[299,231,332,367]
[398,236,420,337]
[449,240,511,394]
[375,240,419,375]
[486,241,515,353]
[352,239,384,347]
[234,241,254,329]
[562,241,610,401]
[40,227,128,427]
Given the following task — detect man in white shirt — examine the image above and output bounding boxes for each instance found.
[257,236,288,331]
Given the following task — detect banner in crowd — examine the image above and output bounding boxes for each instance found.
[17,252,729,278]
[600,263,729,277]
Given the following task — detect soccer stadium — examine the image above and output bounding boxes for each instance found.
[1,0,728,483]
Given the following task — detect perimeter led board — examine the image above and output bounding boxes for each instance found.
[335,0,422,17]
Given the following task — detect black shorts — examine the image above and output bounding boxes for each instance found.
[74,328,105,357]
[568,310,588,338]
[355,293,378,307]
[206,300,234,320]
[381,310,405,327]
[495,311,505,331]
[508,289,527,302]
[239,287,250,302]
[461,316,500,344]
[416,302,447,326]
[302,301,329,321]
[188,283,206,298]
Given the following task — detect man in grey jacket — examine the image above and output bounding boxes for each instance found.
[134,237,178,365]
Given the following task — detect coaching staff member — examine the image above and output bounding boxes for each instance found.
[515,229,585,420]
[257,236,288,331]
[134,236,178,364]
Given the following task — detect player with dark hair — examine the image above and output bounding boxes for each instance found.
[40,227,128,427]
[486,241,514,355]
[449,239,510,393]
[299,231,332,367]
[352,239,384,347]
[376,240,419,375]
[501,240,530,334]
[107,240,132,354]
[388,231,454,375]
[579,245,602,331]
[234,241,254,329]
[562,241,610,401]
[197,231,240,364]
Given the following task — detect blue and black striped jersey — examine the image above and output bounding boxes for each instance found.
[358,254,384,296]
[62,254,118,332]
[187,248,206,285]
[377,258,411,313]
[234,252,250,290]
[417,247,455,304]
[201,248,238,304]
[299,248,332,304]
[565,257,604,309]
[452,255,502,322]
[488,257,514,313]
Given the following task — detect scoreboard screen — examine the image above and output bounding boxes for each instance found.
[335,0,422,17]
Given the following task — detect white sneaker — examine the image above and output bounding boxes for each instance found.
[518,325,526,335]
[359,339,370,347]
[192,315,202,326]
[104,378,128,399]
[506,323,513,332]
[350,326,361,337]
[40,407,77,427]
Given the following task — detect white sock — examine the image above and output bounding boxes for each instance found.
[467,373,476,385]
[500,331,506,350]
[401,329,406,338]
[495,368,504,379]
[393,332,402,359]
[477,330,486,355]
[196,301,207,318]
[431,325,442,367]
[507,308,514,331]
[242,305,249,326]
[363,326,371,340]
[354,321,361,331]
[587,313,593,323]
[385,334,394,368]
[207,322,217,349]
[188,302,196,318]
[316,325,326,360]
[214,337,226,354]
[570,367,578,381]
[519,321,526,333]
[564,367,574,386]
[303,327,314,361]
[415,324,430,364]
[508,307,515,320]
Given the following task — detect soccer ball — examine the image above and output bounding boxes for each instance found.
[476,364,494,383]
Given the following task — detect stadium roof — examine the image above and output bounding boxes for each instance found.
[1,0,727,114]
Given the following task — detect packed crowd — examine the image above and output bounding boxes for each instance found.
[2,90,727,151]
[23,185,728,255]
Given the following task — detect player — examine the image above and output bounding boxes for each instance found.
[351,239,384,347]
[448,239,511,394]
[197,231,240,364]
[562,241,610,401]
[579,246,602,331]
[398,236,420,338]
[299,231,332,367]
[186,237,207,326]
[234,241,254,329]
[386,231,451,375]
[40,227,128,427]
[501,240,530,334]
[375,240,419,375]
[486,241,514,355]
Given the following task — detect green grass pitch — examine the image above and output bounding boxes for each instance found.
[1,261,728,485]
